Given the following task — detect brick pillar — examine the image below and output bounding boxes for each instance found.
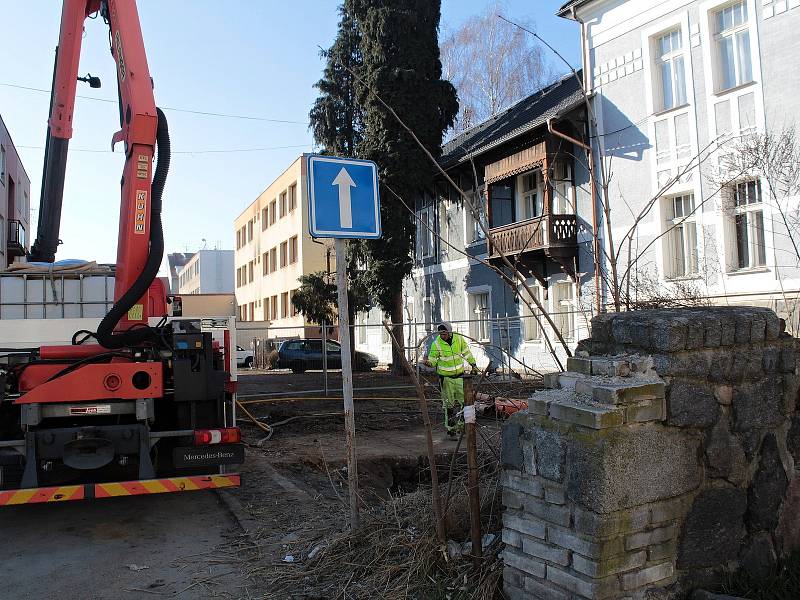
[501,307,799,599]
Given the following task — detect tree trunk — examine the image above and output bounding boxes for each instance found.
[390,289,405,375]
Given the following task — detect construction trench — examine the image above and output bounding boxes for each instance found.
[208,368,541,599]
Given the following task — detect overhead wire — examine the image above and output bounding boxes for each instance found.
[0,81,309,125]
[16,143,312,155]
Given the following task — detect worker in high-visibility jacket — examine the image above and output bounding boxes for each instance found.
[426,322,477,435]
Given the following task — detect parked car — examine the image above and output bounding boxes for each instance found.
[236,345,254,368]
[276,339,379,373]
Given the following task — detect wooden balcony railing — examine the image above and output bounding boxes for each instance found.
[488,214,577,258]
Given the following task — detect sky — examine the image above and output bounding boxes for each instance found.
[0,0,579,274]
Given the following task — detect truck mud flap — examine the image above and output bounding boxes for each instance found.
[0,474,240,506]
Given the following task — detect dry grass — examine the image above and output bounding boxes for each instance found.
[253,448,504,600]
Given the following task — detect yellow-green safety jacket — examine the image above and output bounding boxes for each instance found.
[428,333,476,377]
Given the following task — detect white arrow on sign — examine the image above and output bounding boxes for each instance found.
[333,167,356,229]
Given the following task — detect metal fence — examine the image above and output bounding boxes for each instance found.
[235,309,591,388]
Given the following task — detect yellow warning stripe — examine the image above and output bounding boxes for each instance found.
[1,475,240,506]
[6,489,37,505]
[0,485,84,505]
[97,482,131,497]
[141,479,169,494]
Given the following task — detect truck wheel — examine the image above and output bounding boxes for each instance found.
[290,361,306,374]
[244,356,253,368]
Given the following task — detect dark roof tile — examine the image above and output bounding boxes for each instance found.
[440,72,584,169]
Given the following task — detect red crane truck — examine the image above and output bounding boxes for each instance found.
[0,0,243,505]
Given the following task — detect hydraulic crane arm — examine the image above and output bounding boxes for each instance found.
[30,0,169,347]
[29,0,101,263]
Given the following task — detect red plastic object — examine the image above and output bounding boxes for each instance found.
[194,427,241,446]
[39,344,107,360]
[16,362,162,404]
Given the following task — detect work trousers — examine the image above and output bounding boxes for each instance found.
[440,375,465,435]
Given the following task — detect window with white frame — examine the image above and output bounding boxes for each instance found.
[518,170,544,220]
[468,291,491,343]
[713,1,752,92]
[551,162,574,214]
[419,204,434,258]
[553,282,575,341]
[730,179,766,270]
[654,119,672,166]
[0,145,5,184]
[465,190,487,243]
[521,285,542,342]
[655,111,692,166]
[654,29,687,112]
[664,194,699,278]
[674,114,691,161]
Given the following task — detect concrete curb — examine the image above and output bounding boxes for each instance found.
[216,488,262,537]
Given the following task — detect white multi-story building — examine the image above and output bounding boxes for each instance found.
[234,156,332,338]
[176,249,234,295]
[558,0,800,330]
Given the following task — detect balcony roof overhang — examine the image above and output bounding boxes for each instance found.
[484,142,546,185]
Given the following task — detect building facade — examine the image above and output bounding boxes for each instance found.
[559,0,800,331]
[0,115,31,268]
[167,252,194,293]
[234,155,331,338]
[352,75,597,371]
[176,249,234,295]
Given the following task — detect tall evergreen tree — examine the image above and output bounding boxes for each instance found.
[309,6,363,156]
[350,0,458,369]
[309,7,370,361]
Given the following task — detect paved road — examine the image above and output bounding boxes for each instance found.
[0,490,247,600]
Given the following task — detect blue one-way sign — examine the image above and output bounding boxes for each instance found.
[307,154,381,239]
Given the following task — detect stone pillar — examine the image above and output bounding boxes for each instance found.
[501,308,799,600]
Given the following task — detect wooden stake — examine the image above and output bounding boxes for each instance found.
[463,375,482,566]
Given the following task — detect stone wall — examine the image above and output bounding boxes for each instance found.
[501,307,800,599]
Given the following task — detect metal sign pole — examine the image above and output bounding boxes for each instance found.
[307,154,378,532]
[335,238,359,529]
[322,320,328,397]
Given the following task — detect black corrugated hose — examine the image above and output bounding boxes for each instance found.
[96,107,170,349]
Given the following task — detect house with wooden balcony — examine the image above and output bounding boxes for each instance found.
[401,72,598,372]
